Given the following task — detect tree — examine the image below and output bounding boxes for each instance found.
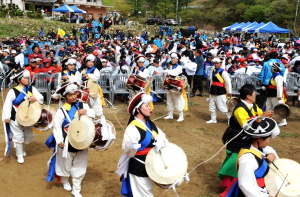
[113,0,133,16]
[264,0,292,26]
[244,5,266,22]
[127,0,146,16]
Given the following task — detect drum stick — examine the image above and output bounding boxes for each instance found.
[275,173,288,197]
[272,162,291,185]
[159,150,168,169]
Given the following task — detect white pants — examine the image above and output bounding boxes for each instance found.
[209,94,228,113]
[266,97,286,123]
[55,147,88,178]
[166,91,185,112]
[9,120,34,144]
[266,97,280,111]
[88,93,105,120]
[129,173,153,197]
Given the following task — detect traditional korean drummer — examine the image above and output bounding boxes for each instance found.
[220,117,280,197]
[2,68,43,164]
[52,82,95,197]
[116,92,169,197]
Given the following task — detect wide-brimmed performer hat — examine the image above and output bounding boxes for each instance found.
[134,55,145,63]
[61,57,77,66]
[10,69,30,81]
[170,52,181,60]
[82,54,96,63]
[243,117,280,138]
[269,62,282,71]
[127,92,153,115]
[55,82,79,96]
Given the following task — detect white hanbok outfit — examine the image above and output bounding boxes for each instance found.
[53,102,95,196]
[2,85,43,160]
[238,145,279,197]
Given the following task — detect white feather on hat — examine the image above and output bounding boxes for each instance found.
[66,58,77,65]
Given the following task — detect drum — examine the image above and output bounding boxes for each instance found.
[16,100,42,127]
[126,75,135,90]
[145,143,188,188]
[68,115,96,150]
[126,75,147,90]
[87,78,98,98]
[34,106,56,131]
[274,104,290,119]
[162,75,185,93]
[265,158,300,197]
[226,97,239,112]
[77,89,89,103]
[90,120,116,151]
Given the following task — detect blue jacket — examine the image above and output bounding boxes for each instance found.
[258,59,285,85]
[23,46,32,66]
[80,34,87,42]
[194,55,204,75]
[154,39,162,48]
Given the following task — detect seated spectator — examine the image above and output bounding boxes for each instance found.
[40,59,58,75]
[228,60,239,75]
[292,60,300,74]
[26,58,41,78]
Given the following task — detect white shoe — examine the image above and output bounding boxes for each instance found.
[177,112,184,122]
[177,117,184,122]
[206,120,217,124]
[63,182,72,191]
[278,122,287,126]
[164,115,173,119]
[17,156,24,164]
[71,191,82,197]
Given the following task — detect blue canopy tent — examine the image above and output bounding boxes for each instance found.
[255,21,290,33]
[53,4,74,12]
[226,22,245,31]
[223,22,240,31]
[246,22,265,33]
[53,4,74,23]
[69,6,86,13]
[235,22,257,32]
[231,22,251,31]
[240,22,258,32]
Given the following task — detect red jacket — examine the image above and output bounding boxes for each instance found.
[40,66,58,75]
[28,53,43,62]
[25,66,40,78]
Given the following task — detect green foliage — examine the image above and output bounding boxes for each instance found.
[26,4,43,19]
[0,4,24,18]
[244,5,266,22]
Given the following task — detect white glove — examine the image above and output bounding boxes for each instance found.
[130,141,141,150]
[153,136,168,152]
[278,99,284,104]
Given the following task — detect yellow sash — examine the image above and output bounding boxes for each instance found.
[129,120,158,138]
[236,148,262,169]
[62,103,79,115]
[15,86,33,97]
[214,70,225,84]
[98,84,106,106]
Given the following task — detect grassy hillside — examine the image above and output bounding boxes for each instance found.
[0,18,77,38]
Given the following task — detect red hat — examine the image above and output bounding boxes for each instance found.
[60,47,65,50]
[281,59,288,64]
[45,44,49,47]
[43,59,52,64]
[127,92,152,115]
[238,58,247,63]
[93,51,98,56]
[254,59,262,62]
[247,54,253,61]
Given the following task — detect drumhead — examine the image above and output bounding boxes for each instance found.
[16,100,42,127]
[226,97,239,112]
[274,104,290,118]
[68,115,96,150]
[265,158,300,197]
[145,143,188,185]
[34,105,56,131]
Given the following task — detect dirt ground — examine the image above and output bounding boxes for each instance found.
[1,89,300,197]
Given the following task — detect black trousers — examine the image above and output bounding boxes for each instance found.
[257,85,267,108]
[192,75,204,93]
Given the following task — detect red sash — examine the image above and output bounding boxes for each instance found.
[135,147,152,155]
[212,82,225,87]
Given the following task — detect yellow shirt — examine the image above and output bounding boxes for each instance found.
[234,104,263,128]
